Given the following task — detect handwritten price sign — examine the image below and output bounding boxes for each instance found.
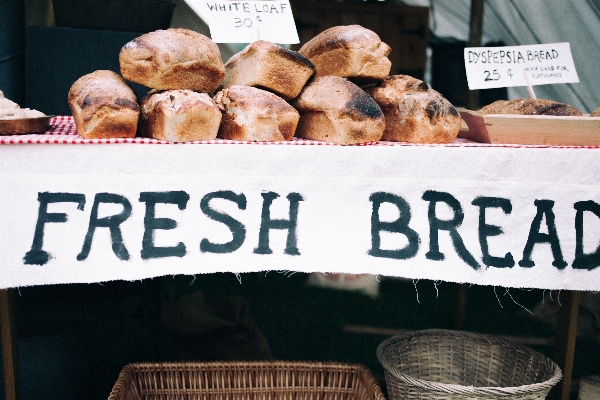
[185,0,299,44]
[464,42,579,90]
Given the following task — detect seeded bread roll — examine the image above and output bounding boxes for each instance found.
[141,90,222,142]
[119,28,225,93]
[591,106,600,117]
[293,76,385,145]
[368,75,461,144]
[213,85,299,142]
[223,40,315,100]
[298,25,391,82]
[68,70,140,139]
[479,99,582,116]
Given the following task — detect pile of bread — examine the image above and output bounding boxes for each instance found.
[68,25,463,144]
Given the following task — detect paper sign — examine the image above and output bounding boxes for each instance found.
[184,0,299,44]
[3,143,600,291]
[464,42,579,90]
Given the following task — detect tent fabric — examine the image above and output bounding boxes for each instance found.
[405,0,600,113]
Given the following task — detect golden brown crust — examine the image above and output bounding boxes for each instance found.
[223,40,315,100]
[68,70,139,139]
[368,75,461,144]
[298,25,391,81]
[140,90,222,142]
[591,106,600,117]
[479,98,582,116]
[213,85,299,141]
[293,76,385,144]
[119,28,225,92]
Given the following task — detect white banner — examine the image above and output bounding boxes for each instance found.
[465,42,579,90]
[1,143,600,290]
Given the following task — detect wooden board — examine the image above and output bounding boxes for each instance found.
[458,109,600,146]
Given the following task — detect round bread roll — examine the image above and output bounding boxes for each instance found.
[223,40,315,100]
[141,90,222,142]
[368,75,461,144]
[479,99,582,116]
[293,76,385,145]
[119,28,225,93]
[68,70,140,139]
[298,25,391,82]
[589,106,600,117]
[213,85,299,142]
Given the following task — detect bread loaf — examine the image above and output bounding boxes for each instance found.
[479,99,582,116]
[589,106,600,117]
[298,25,391,82]
[213,85,299,141]
[141,90,222,142]
[68,70,140,139]
[119,28,225,93]
[368,75,461,144]
[223,40,315,100]
[293,76,385,145]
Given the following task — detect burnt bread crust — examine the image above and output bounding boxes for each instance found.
[140,90,222,142]
[368,74,461,144]
[68,70,140,139]
[213,85,299,141]
[298,25,392,81]
[119,28,226,93]
[479,99,582,116]
[293,76,385,144]
[223,40,315,100]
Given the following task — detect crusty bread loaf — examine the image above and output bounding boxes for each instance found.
[119,28,225,93]
[368,75,461,144]
[589,106,600,117]
[293,76,385,145]
[223,40,315,100]
[479,98,582,116]
[213,85,299,141]
[68,70,140,139]
[298,25,391,82]
[141,90,222,142]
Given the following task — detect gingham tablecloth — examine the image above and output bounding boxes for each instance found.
[0,116,484,146]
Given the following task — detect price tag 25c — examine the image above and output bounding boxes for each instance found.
[184,0,300,44]
[464,42,579,90]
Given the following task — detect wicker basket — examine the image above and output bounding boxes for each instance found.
[108,361,386,400]
[376,329,562,400]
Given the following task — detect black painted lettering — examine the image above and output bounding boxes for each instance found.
[519,199,567,269]
[472,197,515,268]
[573,200,600,270]
[77,193,132,261]
[368,192,419,259]
[23,192,86,265]
[422,190,481,270]
[253,192,303,255]
[200,191,247,254]
[139,191,189,259]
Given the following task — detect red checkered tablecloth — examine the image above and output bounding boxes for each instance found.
[0,116,484,146]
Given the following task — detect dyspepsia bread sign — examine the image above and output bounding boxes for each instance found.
[464,42,579,90]
[184,0,300,44]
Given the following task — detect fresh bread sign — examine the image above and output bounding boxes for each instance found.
[184,0,299,44]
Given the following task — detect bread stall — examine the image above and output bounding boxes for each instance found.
[1,0,600,399]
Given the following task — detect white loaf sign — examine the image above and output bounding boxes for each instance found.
[184,0,300,44]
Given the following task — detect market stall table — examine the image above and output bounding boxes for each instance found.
[1,116,598,400]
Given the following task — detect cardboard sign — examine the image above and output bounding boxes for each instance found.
[184,0,299,44]
[2,143,600,291]
[464,42,579,90]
